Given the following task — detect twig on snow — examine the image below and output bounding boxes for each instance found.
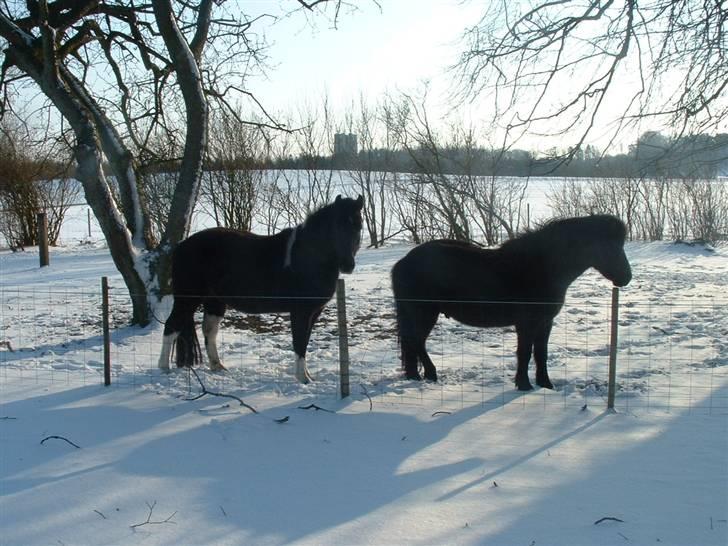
[1,416,17,420]
[93,510,107,520]
[130,501,177,529]
[186,368,258,414]
[40,435,81,449]
[298,403,334,413]
[594,516,625,525]
[360,384,373,411]
[432,410,452,417]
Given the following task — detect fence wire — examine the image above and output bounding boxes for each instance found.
[1,283,725,414]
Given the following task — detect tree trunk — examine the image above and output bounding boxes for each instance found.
[1,18,154,325]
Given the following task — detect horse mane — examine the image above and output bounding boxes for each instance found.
[501,214,627,253]
[299,201,337,231]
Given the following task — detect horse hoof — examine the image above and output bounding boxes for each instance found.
[516,381,534,391]
[404,371,422,381]
[295,370,314,384]
[537,379,554,389]
[210,361,226,372]
[424,373,438,382]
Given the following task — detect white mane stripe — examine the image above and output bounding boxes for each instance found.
[284,226,298,268]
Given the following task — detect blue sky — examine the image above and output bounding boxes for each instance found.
[245,1,483,123]
[240,0,648,153]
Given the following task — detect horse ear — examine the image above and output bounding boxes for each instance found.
[335,194,342,203]
[356,194,364,209]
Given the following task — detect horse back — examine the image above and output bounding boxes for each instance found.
[392,239,562,327]
[171,228,292,300]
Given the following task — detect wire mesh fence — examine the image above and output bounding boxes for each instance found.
[1,281,726,414]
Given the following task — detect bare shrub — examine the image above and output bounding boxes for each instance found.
[201,111,269,231]
[0,124,77,249]
[681,179,728,243]
[346,96,396,248]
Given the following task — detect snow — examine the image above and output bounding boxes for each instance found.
[1,235,727,545]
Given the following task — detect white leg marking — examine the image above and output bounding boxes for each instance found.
[294,355,313,384]
[158,332,178,372]
[202,313,225,371]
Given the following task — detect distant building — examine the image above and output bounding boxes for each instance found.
[334,133,358,157]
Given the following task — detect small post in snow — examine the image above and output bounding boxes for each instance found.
[37,212,49,267]
[336,278,350,398]
[102,276,111,386]
[607,286,620,410]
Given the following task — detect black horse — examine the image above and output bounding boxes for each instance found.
[158,195,364,383]
[391,215,632,390]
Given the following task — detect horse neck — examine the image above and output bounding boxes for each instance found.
[291,220,337,270]
[544,235,595,286]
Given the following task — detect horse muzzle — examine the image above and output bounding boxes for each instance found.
[613,268,632,287]
[340,256,356,274]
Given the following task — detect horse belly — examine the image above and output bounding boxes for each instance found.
[226,292,331,315]
[442,302,516,328]
[442,301,561,328]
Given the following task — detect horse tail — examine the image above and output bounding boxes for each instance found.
[175,312,202,368]
[391,259,419,379]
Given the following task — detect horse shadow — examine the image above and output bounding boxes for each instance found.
[5,380,698,545]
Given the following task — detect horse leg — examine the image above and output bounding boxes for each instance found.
[202,301,226,371]
[396,301,439,381]
[515,323,535,391]
[290,307,322,384]
[396,300,422,380]
[534,320,554,389]
[158,325,178,372]
[401,337,421,381]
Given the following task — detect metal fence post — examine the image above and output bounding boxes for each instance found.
[336,278,350,398]
[37,212,49,267]
[102,276,111,386]
[607,286,620,410]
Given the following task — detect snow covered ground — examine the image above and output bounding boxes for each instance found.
[1,235,727,545]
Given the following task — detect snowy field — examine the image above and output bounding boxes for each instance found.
[1,224,728,544]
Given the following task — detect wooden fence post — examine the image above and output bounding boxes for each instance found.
[37,212,49,267]
[336,278,350,398]
[102,276,111,386]
[607,286,620,410]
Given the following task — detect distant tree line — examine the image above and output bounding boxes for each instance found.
[2,95,727,253]
[274,131,728,180]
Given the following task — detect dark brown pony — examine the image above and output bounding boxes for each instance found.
[158,195,364,383]
[391,215,632,390]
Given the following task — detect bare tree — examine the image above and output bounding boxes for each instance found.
[456,0,728,161]
[390,89,472,242]
[0,1,346,325]
[346,94,395,247]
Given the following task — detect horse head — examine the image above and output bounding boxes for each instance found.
[332,194,364,273]
[590,216,632,287]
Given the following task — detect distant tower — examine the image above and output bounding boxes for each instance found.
[334,133,358,157]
